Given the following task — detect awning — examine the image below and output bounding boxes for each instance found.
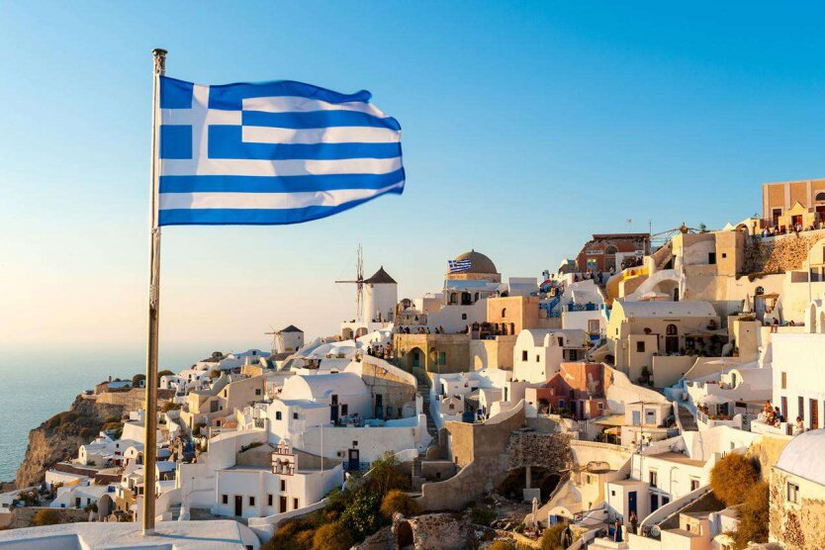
[592,414,625,427]
[699,394,732,405]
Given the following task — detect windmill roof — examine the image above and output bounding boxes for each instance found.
[365,266,397,284]
[280,325,303,333]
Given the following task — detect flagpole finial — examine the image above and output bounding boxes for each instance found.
[152,49,167,75]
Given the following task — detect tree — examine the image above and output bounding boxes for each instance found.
[32,509,61,526]
[312,522,354,550]
[363,453,410,495]
[340,488,383,540]
[731,481,769,549]
[132,374,146,388]
[380,489,421,519]
[157,369,175,383]
[710,453,760,506]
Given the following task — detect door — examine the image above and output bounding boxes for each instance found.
[375,394,383,419]
[812,399,819,429]
[792,214,803,228]
[330,394,339,423]
[234,495,243,516]
[650,493,659,512]
[632,411,641,426]
[816,205,825,224]
[628,491,637,516]
[348,448,360,470]
[781,396,788,420]
[665,324,679,354]
[279,496,287,513]
[412,351,420,368]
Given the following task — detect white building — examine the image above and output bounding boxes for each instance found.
[770,303,825,431]
[512,328,588,383]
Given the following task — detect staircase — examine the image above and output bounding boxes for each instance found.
[677,404,698,432]
[418,383,438,440]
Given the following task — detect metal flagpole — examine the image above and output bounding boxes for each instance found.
[142,47,166,536]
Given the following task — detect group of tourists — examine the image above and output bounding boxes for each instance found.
[365,343,393,360]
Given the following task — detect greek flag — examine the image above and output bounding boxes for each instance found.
[448,259,472,273]
[157,77,404,225]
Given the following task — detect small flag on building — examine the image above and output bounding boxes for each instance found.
[157,77,404,225]
[448,259,473,273]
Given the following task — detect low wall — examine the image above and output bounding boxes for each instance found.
[3,506,88,530]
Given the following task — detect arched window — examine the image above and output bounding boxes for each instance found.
[755,286,765,296]
[816,192,825,201]
[665,324,679,354]
[666,324,678,335]
[501,308,507,318]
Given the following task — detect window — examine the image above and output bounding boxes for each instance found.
[352,440,358,447]
[636,341,645,353]
[588,319,600,333]
[341,404,348,416]
[799,396,805,421]
[268,494,273,506]
[522,351,528,361]
[722,253,727,259]
[293,498,299,509]
[293,412,298,420]
[438,352,446,365]
[249,496,255,506]
[501,308,507,318]
[649,470,658,488]
[781,372,787,389]
[787,482,800,504]
[255,388,262,396]
[557,337,564,346]
[559,400,565,408]
[598,402,604,410]
[461,313,467,320]
[690,479,700,491]
[280,480,286,491]
[536,354,540,362]
[276,411,282,421]
[224,390,228,398]
[708,252,716,265]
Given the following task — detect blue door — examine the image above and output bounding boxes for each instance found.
[628,491,637,516]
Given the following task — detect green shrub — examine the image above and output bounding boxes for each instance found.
[710,453,760,506]
[312,522,354,550]
[380,489,421,519]
[540,522,568,550]
[32,509,61,526]
[489,540,516,550]
[731,481,769,549]
[340,488,383,540]
[470,506,496,526]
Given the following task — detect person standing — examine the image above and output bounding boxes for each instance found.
[629,511,638,535]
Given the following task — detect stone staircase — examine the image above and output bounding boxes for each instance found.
[418,383,438,440]
[677,404,698,432]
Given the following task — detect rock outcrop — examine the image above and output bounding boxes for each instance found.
[15,396,125,489]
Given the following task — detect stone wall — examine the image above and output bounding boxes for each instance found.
[743,230,825,275]
[96,388,175,410]
[770,469,825,549]
[394,513,475,550]
[3,506,88,530]
[506,432,572,471]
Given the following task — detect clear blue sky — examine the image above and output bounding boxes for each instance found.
[2,1,825,365]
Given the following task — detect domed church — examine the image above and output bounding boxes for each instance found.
[446,250,501,283]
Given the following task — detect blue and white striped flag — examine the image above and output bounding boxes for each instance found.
[157,77,404,225]
[448,259,472,273]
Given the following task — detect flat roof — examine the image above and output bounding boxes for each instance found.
[0,519,258,548]
[649,451,706,468]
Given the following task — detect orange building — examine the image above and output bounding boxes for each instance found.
[575,233,650,273]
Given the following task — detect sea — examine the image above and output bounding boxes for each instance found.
[0,347,203,483]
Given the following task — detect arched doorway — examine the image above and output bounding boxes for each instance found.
[407,347,425,370]
[819,311,825,334]
[665,324,679,354]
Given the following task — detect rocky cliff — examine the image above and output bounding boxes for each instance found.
[15,396,125,489]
